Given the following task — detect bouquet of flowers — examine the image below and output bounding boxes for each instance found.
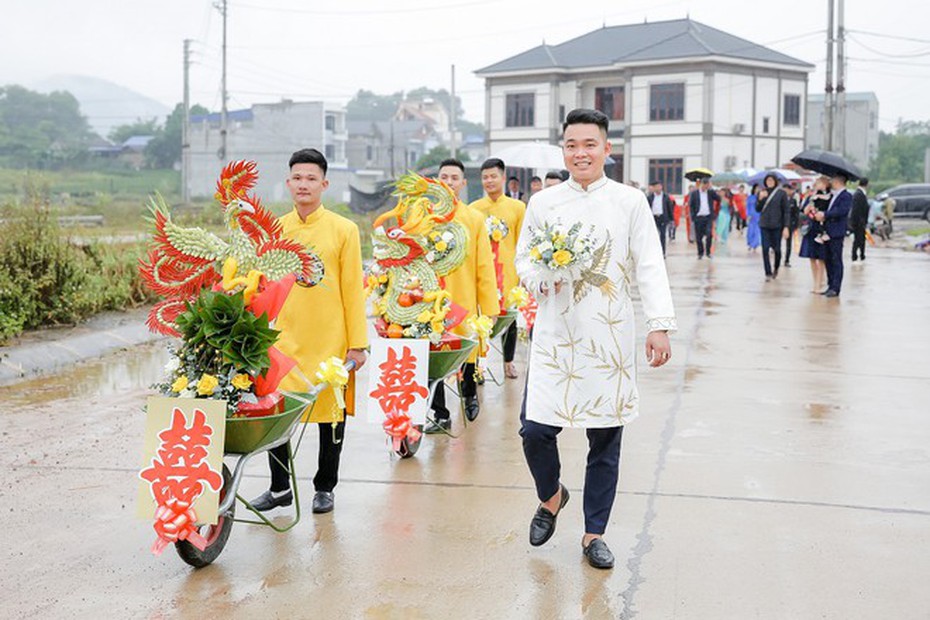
[485,215,510,243]
[523,220,596,289]
[154,289,288,416]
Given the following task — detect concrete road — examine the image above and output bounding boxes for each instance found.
[1,238,928,619]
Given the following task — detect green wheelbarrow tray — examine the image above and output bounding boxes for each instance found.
[224,393,317,455]
[489,310,518,339]
[429,338,477,380]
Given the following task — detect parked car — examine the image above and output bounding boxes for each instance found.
[874,183,930,221]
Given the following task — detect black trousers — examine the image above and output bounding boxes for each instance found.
[268,420,345,493]
[761,227,782,276]
[825,238,845,293]
[431,362,477,420]
[519,390,624,535]
[784,228,795,265]
[852,228,866,260]
[502,322,518,363]
[653,215,668,256]
[693,215,713,257]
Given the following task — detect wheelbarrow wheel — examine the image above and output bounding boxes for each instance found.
[396,426,423,459]
[176,464,235,568]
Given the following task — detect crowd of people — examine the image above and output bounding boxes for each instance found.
[616,173,876,298]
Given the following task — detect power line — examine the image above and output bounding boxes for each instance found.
[847,29,930,45]
[847,35,930,59]
[230,0,496,15]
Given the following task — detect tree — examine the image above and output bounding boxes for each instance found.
[145,103,208,169]
[413,145,468,171]
[870,120,930,189]
[0,85,91,168]
[108,118,160,144]
[347,89,403,122]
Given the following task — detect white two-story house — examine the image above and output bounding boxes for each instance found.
[476,18,814,194]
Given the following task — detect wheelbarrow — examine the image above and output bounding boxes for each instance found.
[393,338,478,458]
[174,363,353,568]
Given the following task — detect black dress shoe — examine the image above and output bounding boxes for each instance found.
[529,484,569,547]
[250,489,292,512]
[423,417,451,434]
[312,491,334,514]
[582,538,615,569]
[824,290,840,298]
[464,396,480,422]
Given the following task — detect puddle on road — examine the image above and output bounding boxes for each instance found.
[0,342,169,409]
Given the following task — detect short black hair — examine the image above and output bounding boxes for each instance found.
[481,158,506,173]
[562,108,609,134]
[507,175,519,182]
[530,176,541,183]
[289,148,328,176]
[544,171,561,181]
[859,177,869,187]
[560,169,570,181]
[833,172,849,183]
[438,158,465,174]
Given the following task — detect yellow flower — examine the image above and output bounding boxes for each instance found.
[491,229,503,242]
[435,240,448,252]
[171,375,189,393]
[197,374,219,396]
[431,319,446,334]
[552,249,573,266]
[378,274,388,283]
[417,309,433,323]
[507,286,529,309]
[231,374,253,390]
[530,247,542,261]
[552,232,567,245]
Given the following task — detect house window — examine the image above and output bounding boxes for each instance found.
[783,95,800,126]
[366,145,373,161]
[505,93,535,127]
[763,117,770,134]
[559,105,566,123]
[869,111,876,130]
[325,114,336,131]
[649,83,684,121]
[595,86,625,120]
[648,158,683,195]
[325,144,335,160]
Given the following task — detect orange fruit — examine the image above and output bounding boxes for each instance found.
[387,323,404,338]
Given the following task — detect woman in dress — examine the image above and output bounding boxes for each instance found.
[746,184,761,252]
[798,176,831,293]
[715,189,733,254]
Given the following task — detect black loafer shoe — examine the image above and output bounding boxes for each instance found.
[582,538,615,569]
[824,290,840,298]
[250,489,292,512]
[464,396,480,422]
[423,418,451,434]
[529,484,569,547]
[312,491,334,514]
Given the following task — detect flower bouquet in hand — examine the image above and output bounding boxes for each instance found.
[523,220,596,291]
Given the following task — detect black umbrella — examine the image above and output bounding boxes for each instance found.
[684,167,714,182]
[791,149,862,181]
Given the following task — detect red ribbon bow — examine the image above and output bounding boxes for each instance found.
[382,410,423,451]
[150,498,209,555]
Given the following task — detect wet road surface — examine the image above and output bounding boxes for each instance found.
[1,239,929,619]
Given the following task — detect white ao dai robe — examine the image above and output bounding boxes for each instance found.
[515,177,677,428]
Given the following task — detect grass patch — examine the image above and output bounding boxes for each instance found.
[905,226,930,237]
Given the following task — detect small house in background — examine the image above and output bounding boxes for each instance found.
[119,135,154,170]
[476,18,814,195]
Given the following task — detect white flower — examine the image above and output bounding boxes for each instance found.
[178,389,195,398]
[441,231,453,241]
[425,251,436,263]
[164,357,180,374]
[538,241,553,253]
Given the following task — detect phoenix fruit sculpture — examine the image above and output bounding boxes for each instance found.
[139,160,324,336]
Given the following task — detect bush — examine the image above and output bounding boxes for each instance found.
[0,199,156,343]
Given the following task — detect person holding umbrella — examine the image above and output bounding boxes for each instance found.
[814,174,853,297]
[686,170,718,259]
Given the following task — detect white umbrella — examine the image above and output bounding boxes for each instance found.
[492,142,565,170]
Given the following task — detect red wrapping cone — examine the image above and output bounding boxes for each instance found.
[247,274,295,321]
[254,346,297,396]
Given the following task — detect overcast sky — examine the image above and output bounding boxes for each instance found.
[4,0,928,132]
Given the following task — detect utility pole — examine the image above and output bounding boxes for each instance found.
[182,39,191,204]
[836,0,846,156]
[217,0,228,161]
[449,64,457,158]
[824,0,835,151]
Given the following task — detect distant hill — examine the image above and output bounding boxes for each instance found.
[30,74,171,138]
